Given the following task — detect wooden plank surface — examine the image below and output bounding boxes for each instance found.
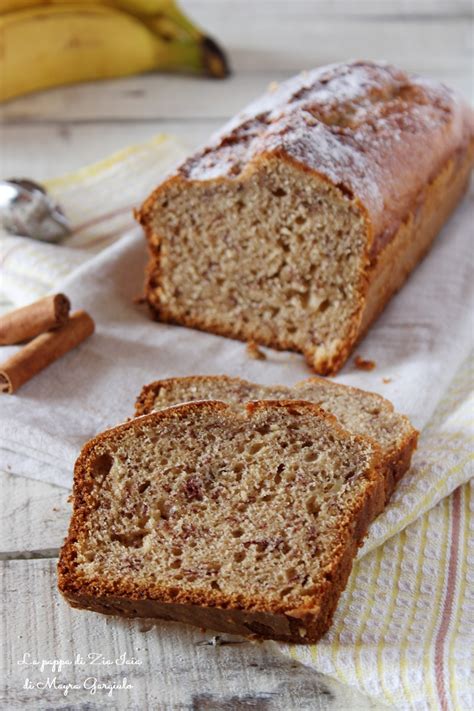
[0,559,388,711]
[185,0,471,18]
[0,471,69,557]
[2,57,471,125]
[0,121,219,180]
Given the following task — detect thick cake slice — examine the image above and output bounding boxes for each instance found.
[59,400,384,643]
[137,60,473,375]
[135,375,418,501]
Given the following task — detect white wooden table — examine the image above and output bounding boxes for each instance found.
[1,2,471,708]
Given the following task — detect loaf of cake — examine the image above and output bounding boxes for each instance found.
[58,400,385,643]
[137,60,474,374]
[135,374,418,500]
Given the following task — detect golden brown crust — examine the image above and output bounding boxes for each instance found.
[358,141,474,339]
[58,399,386,644]
[139,61,473,249]
[384,429,419,499]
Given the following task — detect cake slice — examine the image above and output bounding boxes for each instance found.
[58,400,384,643]
[135,375,418,501]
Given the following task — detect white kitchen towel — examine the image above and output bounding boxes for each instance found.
[0,136,473,710]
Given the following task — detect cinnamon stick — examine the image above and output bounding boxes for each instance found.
[0,310,94,394]
[0,293,71,345]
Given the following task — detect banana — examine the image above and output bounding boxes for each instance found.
[1,1,174,13]
[0,2,229,102]
[1,0,209,39]
[1,1,194,18]
[0,4,223,102]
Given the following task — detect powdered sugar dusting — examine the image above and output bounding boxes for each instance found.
[179,60,473,239]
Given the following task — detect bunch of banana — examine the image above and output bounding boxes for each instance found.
[0,0,229,102]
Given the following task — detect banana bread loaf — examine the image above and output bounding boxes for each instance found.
[58,400,384,643]
[137,60,474,374]
[135,374,418,501]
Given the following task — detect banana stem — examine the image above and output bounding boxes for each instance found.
[144,13,229,78]
[153,36,229,78]
[201,36,229,79]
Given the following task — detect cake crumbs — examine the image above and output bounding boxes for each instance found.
[196,635,246,647]
[133,294,146,305]
[354,355,376,371]
[246,340,266,360]
[382,377,392,384]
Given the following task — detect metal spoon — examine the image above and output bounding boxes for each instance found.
[0,178,70,243]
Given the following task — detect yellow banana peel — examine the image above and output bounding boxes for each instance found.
[1,0,178,15]
[1,0,212,39]
[0,0,229,102]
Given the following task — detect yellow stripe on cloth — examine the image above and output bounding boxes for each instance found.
[375,531,405,706]
[449,482,472,711]
[353,544,384,696]
[422,493,450,706]
[44,134,172,190]
[399,512,429,706]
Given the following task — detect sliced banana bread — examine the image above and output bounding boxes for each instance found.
[137,61,474,374]
[135,375,418,501]
[58,400,384,643]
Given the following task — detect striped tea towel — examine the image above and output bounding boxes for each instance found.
[286,355,473,711]
[0,136,472,710]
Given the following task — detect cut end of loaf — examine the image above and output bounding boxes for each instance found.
[53,293,71,328]
[59,400,384,642]
[141,155,369,374]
